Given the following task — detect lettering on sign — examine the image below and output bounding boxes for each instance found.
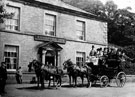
[34,35,66,44]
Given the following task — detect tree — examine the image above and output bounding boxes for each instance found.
[108,8,135,46]
[0,1,13,23]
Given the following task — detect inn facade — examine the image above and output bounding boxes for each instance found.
[0,0,108,73]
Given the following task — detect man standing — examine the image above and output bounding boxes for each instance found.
[89,45,96,57]
[0,62,7,94]
[16,67,23,84]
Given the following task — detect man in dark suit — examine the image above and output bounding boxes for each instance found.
[0,62,7,94]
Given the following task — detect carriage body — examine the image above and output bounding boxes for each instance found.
[86,57,126,87]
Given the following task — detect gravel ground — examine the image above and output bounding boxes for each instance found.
[1,82,135,97]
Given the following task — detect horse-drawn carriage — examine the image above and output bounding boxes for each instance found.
[29,53,131,88]
[86,56,126,87]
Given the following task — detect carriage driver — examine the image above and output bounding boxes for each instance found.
[89,45,97,57]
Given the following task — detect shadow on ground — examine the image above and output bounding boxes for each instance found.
[16,83,118,91]
[62,83,117,88]
[17,86,58,90]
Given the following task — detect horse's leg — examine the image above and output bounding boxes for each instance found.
[69,75,71,86]
[37,77,39,88]
[75,76,77,87]
[87,75,92,88]
[40,76,44,88]
[86,75,89,88]
[72,76,74,86]
[72,75,77,87]
[48,77,51,87]
[58,75,62,88]
[81,75,84,86]
[55,75,61,89]
[59,76,62,87]
[55,76,58,89]
[53,76,55,86]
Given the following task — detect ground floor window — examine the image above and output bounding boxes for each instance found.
[4,45,19,69]
[76,52,85,67]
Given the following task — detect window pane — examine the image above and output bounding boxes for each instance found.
[7,52,10,57]
[5,6,20,31]
[7,64,10,69]
[76,52,85,66]
[14,53,17,57]
[13,64,16,69]
[76,21,85,40]
[5,58,10,63]
[14,59,17,63]
[4,52,8,57]
[4,45,19,69]
[45,14,56,36]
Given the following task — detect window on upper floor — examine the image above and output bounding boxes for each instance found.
[44,14,56,36]
[76,52,85,67]
[76,20,85,41]
[5,6,20,31]
[4,45,19,70]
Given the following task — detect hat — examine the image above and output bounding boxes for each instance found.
[1,62,6,67]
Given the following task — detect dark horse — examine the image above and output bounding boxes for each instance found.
[28,60,63,88]
[63,59,92,87]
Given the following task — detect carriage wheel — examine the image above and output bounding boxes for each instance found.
[116,72,126,87]
[100,75,109,88]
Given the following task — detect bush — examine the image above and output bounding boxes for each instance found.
[123,62,135,75]
[124,45,135,58]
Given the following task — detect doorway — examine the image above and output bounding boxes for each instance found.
[45,56,55,66]
[45,50,55,66]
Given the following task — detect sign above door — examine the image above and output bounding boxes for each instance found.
[34,35,66,44]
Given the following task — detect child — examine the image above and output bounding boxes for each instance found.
[16,67,22,84]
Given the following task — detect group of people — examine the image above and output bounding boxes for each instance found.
[88,45,131,66]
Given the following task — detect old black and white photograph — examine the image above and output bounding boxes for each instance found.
[0,0,135,97]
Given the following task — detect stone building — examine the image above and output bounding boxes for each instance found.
[0,0,108,74]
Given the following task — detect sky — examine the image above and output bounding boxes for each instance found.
[100,0,135,12]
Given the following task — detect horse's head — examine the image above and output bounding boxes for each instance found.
[30,60,42,71]
[63,59,73,70]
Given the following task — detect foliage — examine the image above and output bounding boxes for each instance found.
[0,2,14,23]
[123,45,135,58]
[123,62,135,75]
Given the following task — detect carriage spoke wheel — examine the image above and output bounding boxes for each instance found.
[116,72,126,87]
[100,75,109,88]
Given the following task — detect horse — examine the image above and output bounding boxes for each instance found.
[63,59,92,87]
[42,63,63,88]
[28,60,63,88]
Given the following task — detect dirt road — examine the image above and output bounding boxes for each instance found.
[2,82,135,97]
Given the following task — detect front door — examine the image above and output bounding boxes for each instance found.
[45,50,55,66]
[45,56,55,66]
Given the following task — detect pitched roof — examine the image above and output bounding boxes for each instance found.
[37,41,63,51]
[10,0,106,22]
[35,0,95,16]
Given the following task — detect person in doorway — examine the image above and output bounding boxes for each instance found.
[0,62,7,94]
[16,67,23,84]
